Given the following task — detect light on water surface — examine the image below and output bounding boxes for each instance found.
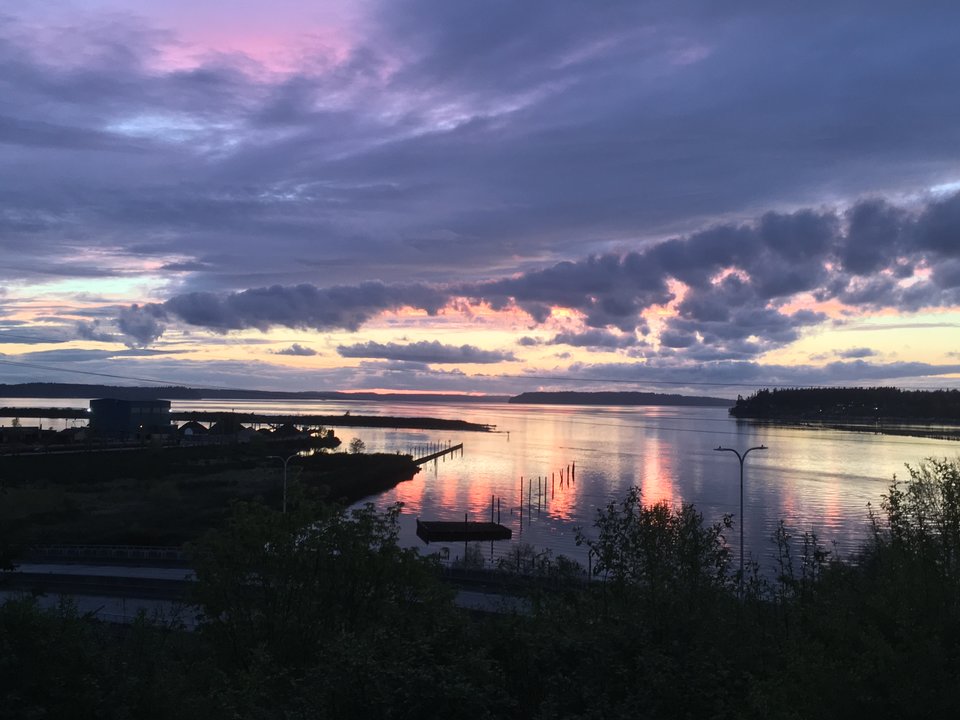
[312,400,957,574]
[17,397,956,575]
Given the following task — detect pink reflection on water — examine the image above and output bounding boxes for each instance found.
[638,435,679,508]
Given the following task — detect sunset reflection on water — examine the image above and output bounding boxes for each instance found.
[161,398,958,571]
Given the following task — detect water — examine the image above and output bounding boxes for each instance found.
[322,400,956,571]
[7,397,958,572]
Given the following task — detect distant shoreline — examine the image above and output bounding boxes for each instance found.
[0,382,508,404]
[508,391,732,407]
[729,387,960,440]
[0,406,493,432]
[736,416,960,442]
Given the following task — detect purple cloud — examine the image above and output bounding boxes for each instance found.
[337,340,516,364]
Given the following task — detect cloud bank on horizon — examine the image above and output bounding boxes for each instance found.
[2,0,960,394]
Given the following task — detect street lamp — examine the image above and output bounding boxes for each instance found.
[715,444,767,595]
[267,453,299,513]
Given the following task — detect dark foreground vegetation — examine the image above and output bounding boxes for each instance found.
[0,444,418,546]
[3,458,960,718]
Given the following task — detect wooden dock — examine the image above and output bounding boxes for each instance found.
[416,519,512,543]
[414,442,463,465]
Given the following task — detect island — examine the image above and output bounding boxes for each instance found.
[729,387,960,440]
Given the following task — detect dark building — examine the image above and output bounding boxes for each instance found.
[89,398,172,439]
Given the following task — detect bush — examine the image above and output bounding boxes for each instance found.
[577,486,732,602]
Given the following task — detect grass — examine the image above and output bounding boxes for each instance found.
[0,443,419,546]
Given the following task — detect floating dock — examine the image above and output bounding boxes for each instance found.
[416,519,512,543]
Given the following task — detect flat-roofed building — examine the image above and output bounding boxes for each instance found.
[89,398,172,439]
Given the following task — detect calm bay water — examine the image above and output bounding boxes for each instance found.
[10,397,958,572]
[181,398,960,571]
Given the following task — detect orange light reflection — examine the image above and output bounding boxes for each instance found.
[638,435,678,508]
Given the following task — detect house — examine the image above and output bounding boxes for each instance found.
[178,420,208,437]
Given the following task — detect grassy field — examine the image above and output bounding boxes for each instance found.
[0,443,418,547]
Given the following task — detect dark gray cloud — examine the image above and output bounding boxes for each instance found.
[915,192,960,257]
[840,199,909,276]
[548,329,639,349]
[116,282,450,346]
[111,189,960,364]
[161,261,213,272]
[165,282,446,330]
[75,320,117,343]
[837,347,877,359]
[5,3,960,291]
[272,343,318,356]
[0,326,72,344]
[117,304,166,348]
[336,340,516,364]
[470,253,672,330]
[15,348,177,363]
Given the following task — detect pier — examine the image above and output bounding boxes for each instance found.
[414,442,463,465]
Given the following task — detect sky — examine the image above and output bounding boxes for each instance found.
[1,0,960,396]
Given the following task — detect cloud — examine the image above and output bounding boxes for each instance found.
[15,348,178,363]
[836,347,876,359]
[117,304,166,348]
[5,2,960,295]
[112,189,960,364]
[76,320,117,343]
[115,282,450,345]
[273,343,317,356]
[162,283,449,332]
[0,325,72,344]
[556,359,960,391]
[548,329,639,349]
[160,260,213,272]
[4,3,960,389]
[336,340,516,364]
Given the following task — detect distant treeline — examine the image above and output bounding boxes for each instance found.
[0,383,506,404]
[0,383,205,400]
[730,387,960,422]
[509,391,731,407]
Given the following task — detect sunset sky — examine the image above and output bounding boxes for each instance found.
[2,1,959,395]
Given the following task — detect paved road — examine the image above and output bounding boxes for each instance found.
[3,562,530,626]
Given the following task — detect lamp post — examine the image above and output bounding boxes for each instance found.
[267,453,299,513]
[715,444,767,595]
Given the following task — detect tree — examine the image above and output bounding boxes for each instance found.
[348,437,365,454]
[190,500,450,668]
[187,499,506,717]
[577,486,732,606]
